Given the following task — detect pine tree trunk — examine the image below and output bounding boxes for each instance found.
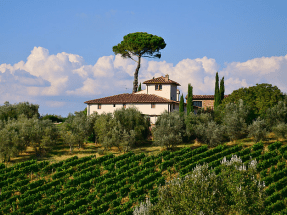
[133,55,141,93]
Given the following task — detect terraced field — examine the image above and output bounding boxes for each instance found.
[0,141,287,214]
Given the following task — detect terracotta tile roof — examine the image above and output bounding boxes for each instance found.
[84,93,186,105]
[143,74,180,86]
[185,95,230,100]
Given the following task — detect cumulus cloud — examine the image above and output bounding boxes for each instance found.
[221,54,287,93]
[1,46,286,117]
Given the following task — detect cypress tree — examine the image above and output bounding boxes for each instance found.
[219,77,225,105]
[179,94,184,115]
[187,84,194,115]
[138,82,142,91]
[214,72,220,110]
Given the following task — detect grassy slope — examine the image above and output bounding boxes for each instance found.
[5,131,287,169]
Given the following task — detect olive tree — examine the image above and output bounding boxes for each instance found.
[101,120,136,152]
[247,117,268,143]
[0,101,40,122]
[94,113,117,150]
[185,112,225,146]
[113,106,151,144]
[222,99,250,142]
[271,122,287,141]
[152,110,185,149]
[0,118,24,162]
[134,155,266,215]
[17,114,59,156]
[60,111,91,153]
[263,100,287,132]
[94,107,150,151]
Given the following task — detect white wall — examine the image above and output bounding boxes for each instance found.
[89,103,170,116]
[88,103,174,124]
[87,102,194,124]
[135,83,179,102]
[145,84,171,100]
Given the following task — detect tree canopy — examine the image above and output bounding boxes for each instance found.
[0,101,40,122]
[113,32,166,93]
[219,83,285,120]
[134,155,266,215]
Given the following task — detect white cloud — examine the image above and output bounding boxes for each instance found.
[1,46,286,116]
[221,54,287,93]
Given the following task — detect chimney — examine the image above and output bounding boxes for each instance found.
[177,89,180,101]
[164,74,169,81]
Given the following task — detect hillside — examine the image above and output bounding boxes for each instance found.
[1,133,287,214]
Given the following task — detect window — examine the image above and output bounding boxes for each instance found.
[151,103,155,108]
[123,104,126,108]
[98,104,101,109]
[155,84,162,90]
[193,101,202,107]
[113,104,116,107]
[173,104,175,109]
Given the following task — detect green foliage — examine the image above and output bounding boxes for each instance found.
[214,72,220,110]
[152,110,185,149]
[0,118,24,162]
[40,114,64,123]
[101,120,136,153]
[185,112,226,146]
[113,32,166,93]
[138,82,142,91]
[0,101,40,122]
[60,111,91,152]
[179,94,184,115]
[186,84,193,115]
[263,100,287,132]
[113,32,166,60]
[113,106,151,143]
[86,112,100,143]
[135,155,266,215]
[184,111,197,140]
[219,76,225,104]
[194,120,225,147]
[0,114,59,161]
[221,99,250,141]
[221,83,285,121]
[272,122,287,140]
[247,117,268,143]
[94,107,150,151]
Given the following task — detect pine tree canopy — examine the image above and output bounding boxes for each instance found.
[113,32,166,93]
[113,32,166,60]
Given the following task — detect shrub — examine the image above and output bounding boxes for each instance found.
[247,117,268,143]
[263,100,287,132]
[222,99,249,141]
[272,122,287,141]
[134,155,266,215]
[193,120,225,147]
[152,110,185,149]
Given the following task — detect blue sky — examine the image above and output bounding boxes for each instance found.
[0,0,286,117]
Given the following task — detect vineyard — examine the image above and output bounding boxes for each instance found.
[1,141,287,215]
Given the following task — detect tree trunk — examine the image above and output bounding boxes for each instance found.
[132,55,141,93]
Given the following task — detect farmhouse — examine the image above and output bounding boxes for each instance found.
[84,74,228,125]
[188,94,230,110]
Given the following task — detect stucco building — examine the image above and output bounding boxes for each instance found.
[84,74,202,125]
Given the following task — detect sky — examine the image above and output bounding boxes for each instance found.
[0,0,286,118]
